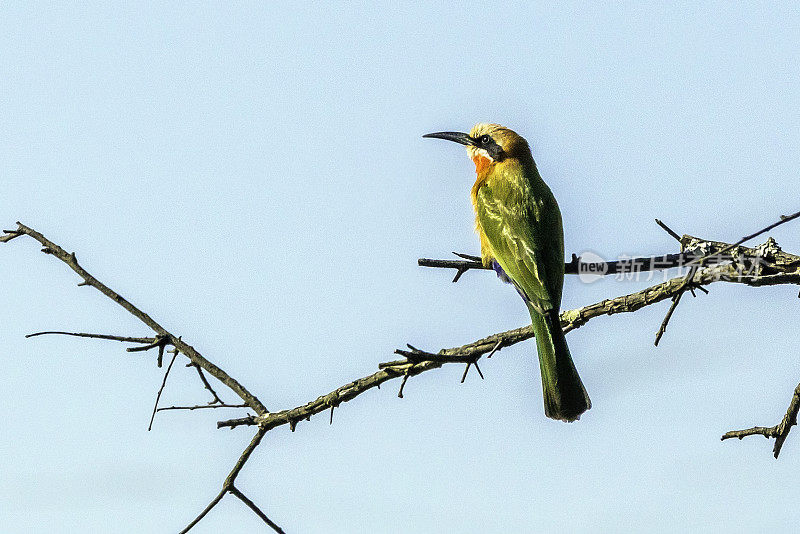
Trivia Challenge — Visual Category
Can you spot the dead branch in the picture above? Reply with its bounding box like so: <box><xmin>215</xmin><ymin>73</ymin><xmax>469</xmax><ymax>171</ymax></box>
<box><xmin>4</xmin><ymin>222</ymin><xmax>280</xmax><ymax>533</ymax></box>
<box><xmin>418</xmin><ymin>250</ymin><xmax>702</xmax><ymax>280</ymax></box>
<box><xmin>5</xmin><ymin>211</ymin><xmax>800</xmax><ymax>532</ymax></box>
<box><xmin>179</xmin><ymin>427</ymin><xmax>283</xmax><ymax>534</ymax></box>
<box><xmin>25</xmin><ymin>331</ymin><xmax>156</xmax><ymax>344</ymax></box>
<box><xmin>148</xmin><ymin>350</ymin><xmax>178</xmax><ymax>430</ymax></box>
<box><xmin>12</xmin><ymin>222</ymin><xmax>267</xmax><ymax>415</ymax></box>
<box><xmin>721</xmin><ymin>383</ymin><xmax>800</xmax><ymax>458</ymax></box>
<box><xmin>157</xmin><ymin>403</ymin><xmax>248</xmax><ymax>412</ymax></box>
<box><xmin>217</xmin><ymin>236</ymin><xmax>800</xmax><ymax>432</ymax></box>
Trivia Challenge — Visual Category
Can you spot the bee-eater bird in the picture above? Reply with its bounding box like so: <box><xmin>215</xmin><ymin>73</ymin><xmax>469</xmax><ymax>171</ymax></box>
<box><xmin>423</xmin><ymin>124</ymin><xmax>591</xmax><ymax>422</ymax></box>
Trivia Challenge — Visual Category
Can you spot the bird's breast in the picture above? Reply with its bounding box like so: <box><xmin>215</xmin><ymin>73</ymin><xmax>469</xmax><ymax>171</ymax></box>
<box><xmin>470</xmin><ymin>167</ymin><xmax>498</xmax><ymax>267</ymax></box>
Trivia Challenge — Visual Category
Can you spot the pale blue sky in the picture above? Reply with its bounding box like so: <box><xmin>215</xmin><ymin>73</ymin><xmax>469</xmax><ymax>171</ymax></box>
<box><xmin>2</xmin><ymin>3</ymin><xmax>800</xmax><ymax>533</ymax></box>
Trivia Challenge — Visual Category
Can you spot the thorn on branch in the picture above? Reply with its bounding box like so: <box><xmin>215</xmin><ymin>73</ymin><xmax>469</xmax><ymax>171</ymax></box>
<box><xmin>461</xmin><ymin>362</ymin><xmax>471</xmax><ymax>383</ymax></box>
<box><xmin>452</xmin><ymin>252</ymin><xmax>481</xmax><ymax>261</ymax></box>
<box><xmin>324</xmin><ymin>392</ymin><xmax>341</xmax><ymax>425</ymax></box>
<box><xmin>473</xmin><ymin>359</ymin><xmax>484</xmax><ymax>380</ymax></box>
<box><xmin>486</xmin><ymin>339</ymin><xmax>503</xmax><ymax>358</ymax></box>
<box><xmin>460</xmin><ymin>358</ymin><xmax>485</xmax><ymax>383</ymax></box>
<box><xmin>452</xmin><ymin>266</ymin><xmax>469</xmax><ymax>283</ymax></box>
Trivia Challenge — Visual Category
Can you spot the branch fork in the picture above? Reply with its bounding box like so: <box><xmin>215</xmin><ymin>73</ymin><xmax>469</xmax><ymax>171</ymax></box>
<box><xmin>5</xmin><ymin>209</ymin><xmax>800</xmax><ymax>531</ymax></box>
<box><xmin>722</xmin><ymin>383</ymin><xmax>800</xmax><ymax>458</ymax></box>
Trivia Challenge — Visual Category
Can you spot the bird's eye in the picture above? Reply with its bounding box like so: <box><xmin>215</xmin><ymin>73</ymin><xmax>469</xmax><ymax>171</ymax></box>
<box><xmin>479</xmin><ymin>135</ymin><xmax>492</xmax><ymax>145</ymax></box>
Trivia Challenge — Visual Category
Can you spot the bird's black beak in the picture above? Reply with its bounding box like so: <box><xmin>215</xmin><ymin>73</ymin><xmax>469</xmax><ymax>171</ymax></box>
<box><xmin>422</xmin><ymin>131</ymin><xmax>476</xmax><ymax>146</ymax></box>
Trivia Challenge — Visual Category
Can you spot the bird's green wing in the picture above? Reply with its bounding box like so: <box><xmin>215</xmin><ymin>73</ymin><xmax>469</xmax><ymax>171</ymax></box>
<box><xmin>475</xmin><ymin>177</ymin><xmax>564</xmax><ymax>312</ymax></box>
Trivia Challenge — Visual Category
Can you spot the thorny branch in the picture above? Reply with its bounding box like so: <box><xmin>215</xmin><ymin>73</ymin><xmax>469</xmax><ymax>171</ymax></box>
<box><xmin>157</xmin><ymin>403</ymin><xmax>248</xmax><ymax>412</ymax></box>
<box><xmin>4</xmin><ymin>211</ymin><xmax>800</xmax><ymax>531</ymax></box>
<box><xmin>4</xmin><ymin>223</ymin><xmax>280</xmax><ymax>533</ymax></box>
<box><xmin>9</xmin><ymin>224</ymin><xmax>266</xmax><ymax>414</ymax></box>
<box><xmin>218</xmin><ymin>235</ymin><xmax>800</xmax><ymax>434</ymax></box>
<box><xmin>418</xmin><ymin>250</ymin><xmax>704</xmax><ymax>282</ymax></box>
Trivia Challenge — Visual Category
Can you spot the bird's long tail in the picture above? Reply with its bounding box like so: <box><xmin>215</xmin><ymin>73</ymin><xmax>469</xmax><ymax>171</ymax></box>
<box><xmin>529</xmin><ymin>307</ymin><xmax>591</xmax><ymax>422</ymax></box>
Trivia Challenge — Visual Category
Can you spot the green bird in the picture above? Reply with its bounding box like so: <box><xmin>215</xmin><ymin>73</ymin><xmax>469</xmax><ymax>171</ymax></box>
<box><xmin>424</xmin><ymin>123</ymin><xmax>591</xmax><ymax>422</ymax></box>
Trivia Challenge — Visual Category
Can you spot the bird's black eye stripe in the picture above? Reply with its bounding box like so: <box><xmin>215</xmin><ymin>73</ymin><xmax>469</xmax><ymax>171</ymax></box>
<box><xmin>474</xmin><ymin>133</ymin><xmax>504</xmax><ymax>161</ymax></box>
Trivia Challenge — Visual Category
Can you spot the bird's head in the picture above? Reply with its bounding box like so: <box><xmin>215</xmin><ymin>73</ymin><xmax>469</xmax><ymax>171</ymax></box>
<box><xmin>423</xmin><ymin>123</ymin><xmax>532</xmax><ymax>174</ymax></box>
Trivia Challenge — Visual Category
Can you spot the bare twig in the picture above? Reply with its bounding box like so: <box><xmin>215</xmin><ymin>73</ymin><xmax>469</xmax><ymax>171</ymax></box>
<box><xmin>9</xmin><ymin>222</ymin><xmax>267</xmax><ymax>416</ymax></box>
<box><xmin>655</xmin><ymin>219</ymin><xmax>682</xmax><ymax>242</ymax></box>
<box><xmin>148</xmin><ymin>351</ymin><xmax>178</xmax><ymax>431</ymax></box>
<box><xmin>188</xmin><ymin>362</ymin><xmax>225</xmax><ymax>405</ymax></box>
<box><xmin>180</xmin><ymin>427</ymin><xmax>282</xmax><ymax>533</ymax></box>
<box><xmin>157</xmin><ymin>403</ymin><xmax>248</xmax><ymax>412</ymax></box>
<box><xmin>722</xmin><ymin>383</ymin><xmax>800</xmax><ymax>458</ymax></box>
<box><xmin>25</xmin><ymin>331</ymin><xmax>155</xmax><ymax>344</ymax></box>
<box><xmin>229</xmin><ymin>486</ymin><xmax>286</xmax><ymax>534</ymax></box>
<box><xmin>179</xmin><ymin>489</ymin><xmax>226</xmax><ymax>534</ymax></box>
<box><xmin>654</xmin><ymin>265</ymin><xmax>700</xmax><ymax>346</ymax></box>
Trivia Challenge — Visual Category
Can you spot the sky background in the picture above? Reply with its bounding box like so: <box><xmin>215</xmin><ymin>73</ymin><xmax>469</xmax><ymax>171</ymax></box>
<box><xmin>2</xmin><ymin>2</ymin><xmax>800</xmax><ymax>533</ymax></box>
